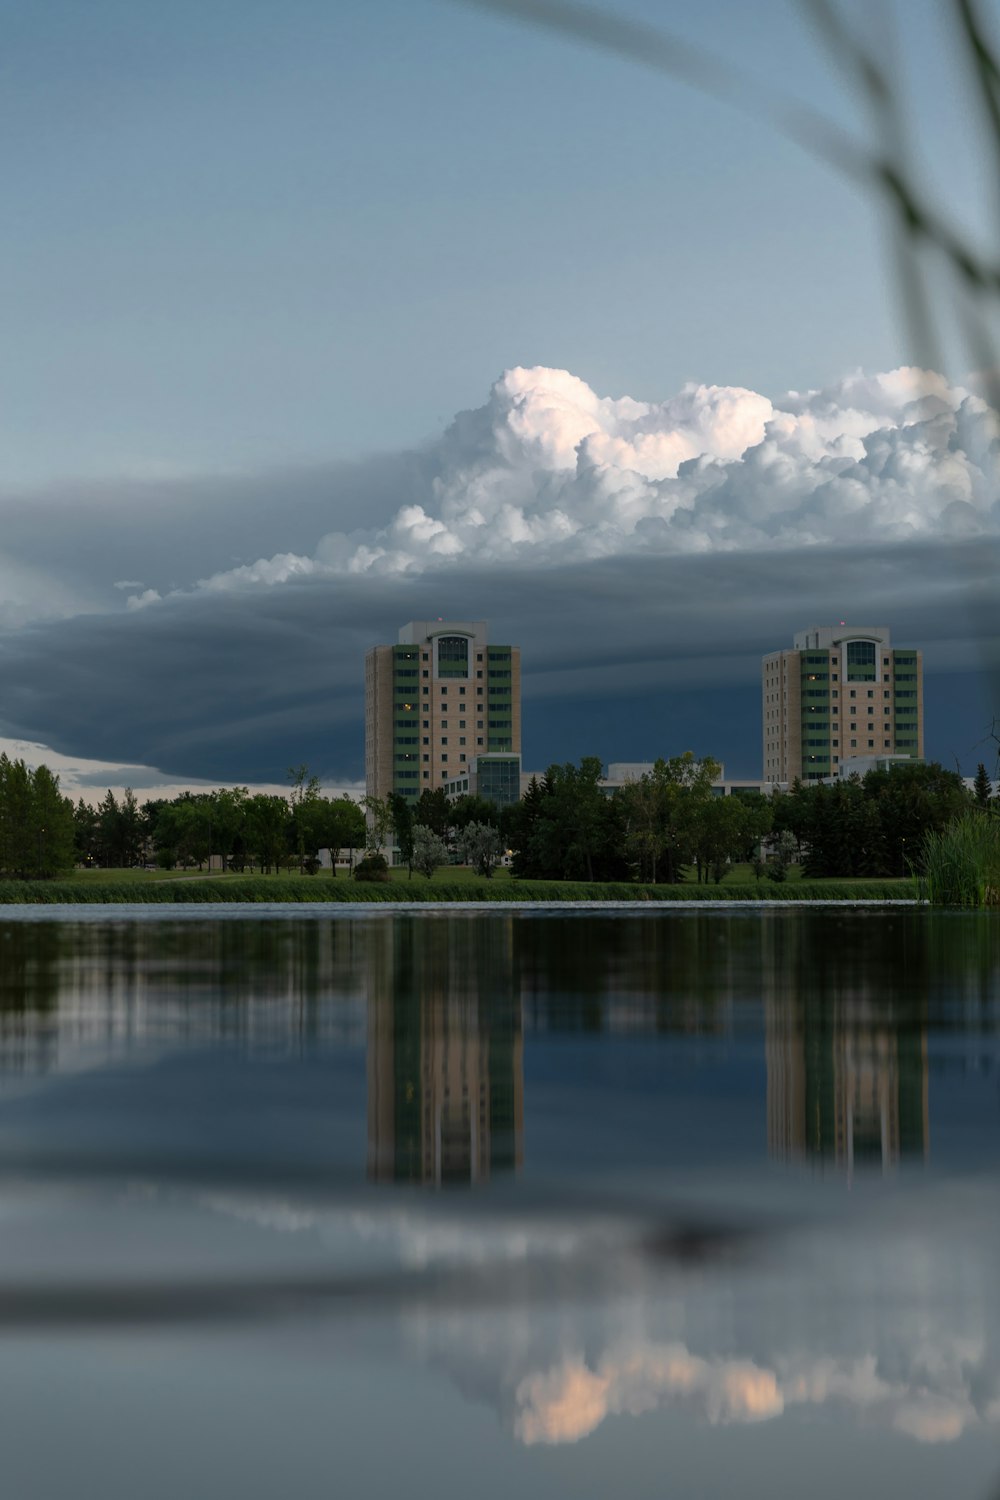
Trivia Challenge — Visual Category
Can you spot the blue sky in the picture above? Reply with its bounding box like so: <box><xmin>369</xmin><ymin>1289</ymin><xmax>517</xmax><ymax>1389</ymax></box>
<box><xmin>0</xmin><ymin>0</ymin><xmax>997</xmax><ymax>784</ymax></box>
<box><xmin>0</xmin><ymin>0</ymin><xmax>931</xmax><ymax>481</ymax></box>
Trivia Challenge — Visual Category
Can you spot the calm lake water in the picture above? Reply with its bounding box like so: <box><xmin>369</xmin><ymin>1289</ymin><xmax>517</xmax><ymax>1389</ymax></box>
<box><xmin>0</xmin><ymin>906</ymin><xmax>997</xmax><ymax>1499</ymax></box>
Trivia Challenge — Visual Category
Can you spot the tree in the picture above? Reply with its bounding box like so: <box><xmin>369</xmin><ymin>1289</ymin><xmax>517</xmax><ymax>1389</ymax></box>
<box><xmin>973</xmin><ymin>762</ymin><xmax>994</xmax><ymax>811</ymax></box>
<box><xmin>691</xmin><ymin>796</ymin><xmax>749</xmax><ymax>884</ymax></box>
<box><xmin>507</xmin><ymin>760</ymin><xmax>626</xmax><ymax>881</ymax></box>
<box><xmin>322</xmin><ymin>796</ymin><xmax>366</xmax><ymax>873</ymax></box>
<box><xmin>245</xmin><ymin>794</ymin><xmax>291</xmax><ymax>873</ymax></box>
<box><xmin>413</xmin><ymin>824</ymin><xmax>450</xmax><ymax>879</ymax></box>
<box><xmin>617</xmin><ymin>753</ymin><xmax>722</xmax><ymax>883</ymax></box>
<box><xmin>94</xmin><ymin>790</ymin><xmax>121</xmax><ymax>868</ymax></box>
<box><xmin>73</xmin><ymin>798</ymin><xmax>99</xmax><ymax>867</ymax></box>
<box><xmin>769</xmin><ymin>762</ymin><xmax>970</xmax><ymax>878</ymax></box>
<box><xmin>288</xmin><ymin>765</ymin><xmax>322</xmax><ymax>872</ymax></box>
<box><xmin>449</xmin><ymin>794</ymin><xmax>499</xmax><ymax>832</ymax></box>
<box><xmin>413</xmin><ymin>787</ymin><xmax>451</xmax><ymax>838</ymax></box>
<box><xmin>767</xmin><ymin>831</ymin><xmax>797</xmax><ymax>883</ymax></box>
<box><xmin>118</xmin><ymin>788</ymin><xmax>144</xmax><ymax>868</ymax></box>
<box><xmin>29</xmin><ymin>766</ymin><xmax>76</xmax><ymax>878</ymax></box>
<box><xmin>456</xmin><ymin>820</ymin><xmax>503</xmax><ymax>879</ymax></box>
<box><xmin>361</xmin><ymin>794</ymin><xmax>393</xmax><ymax>855</ymax></box>
<box><xmin>0</xmin><ymin>757</ymin><xmax>76</xmax><ymax>879</ymax></box>
<box><xmin>211</xmin><ymin>787</ymin><xmax>249</xmax><ymax>871</ymax></box>
<box><xmin>863</xmin><ymin>762</ymin><xmax>969</xmax><ymax>877</ymax></box>
<box><xmin>389</xmin><ymin>793</ymin><xmax>415</xmax><ymax>877</ymax></box>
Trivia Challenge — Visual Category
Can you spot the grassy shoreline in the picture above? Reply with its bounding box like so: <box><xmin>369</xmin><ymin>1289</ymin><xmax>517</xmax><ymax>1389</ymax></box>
<box><xmin>0</xmin><ymin>875</ymin><xmax>918</xmax><ymax>904</ymax></box>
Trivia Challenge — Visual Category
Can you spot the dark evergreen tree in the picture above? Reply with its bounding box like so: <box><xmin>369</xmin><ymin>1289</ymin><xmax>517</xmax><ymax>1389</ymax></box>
<box><xmin>389</xmin><ymin>793</ymin><xmax>415</xmax><ymax>877</ymax></box>
<box><xmin>413</xmin><ymin>787</ymin><xmax>451</xmax><ymax>837</ymax></box>
<box><xmin>973</xmin><ymin>762</ymin><xmax>993</xmax><ymax>810</ymax></box>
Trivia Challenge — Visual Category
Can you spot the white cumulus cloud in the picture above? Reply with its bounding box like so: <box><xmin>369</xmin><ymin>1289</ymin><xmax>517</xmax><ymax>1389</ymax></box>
<box><xmin>139</xmin><ymin>364</ymin><xmax>1000</xmax><ymax>603</ymax></box>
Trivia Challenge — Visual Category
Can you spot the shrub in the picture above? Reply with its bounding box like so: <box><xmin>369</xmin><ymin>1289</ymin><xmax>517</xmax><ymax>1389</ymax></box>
<box><xmin>353</xmin><ymin>852</ymin><xmax>390</xmax><ymax>883</ymax></box>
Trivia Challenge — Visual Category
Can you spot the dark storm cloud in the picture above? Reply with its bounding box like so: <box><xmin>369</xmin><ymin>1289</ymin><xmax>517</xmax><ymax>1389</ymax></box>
<box><xmin>0</xmin><ymin>446</ymin><xmax>429</xmax><ymax>610</ymax></box>
<box><xmin>0</xmin><ymin>540</ymin><xmax>995</xmax><ymax>783</ymax></box>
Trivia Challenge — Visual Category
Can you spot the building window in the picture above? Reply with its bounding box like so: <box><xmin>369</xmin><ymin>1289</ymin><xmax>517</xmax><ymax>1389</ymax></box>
<box><xmin>832</xmin><ymin>689</ymin><xmax>838</xmax><ymax>697</ymax></box>
<box><xmin>883</xmin><ymin>657</ymin><xmax>890</xmax><ymax>665</ymax></box>
<box><xmin>441</xmin><ymin>686</ymin><xmax>447</xmax><ymax>695</ymax></box>
<box><xmin>441</xmin><ymin>737</ymin><xmax>448</xmax><ymax>745</ymax></box>
<box><xmin>423</xmin><ymin>772</ymin><xmax>429</xmax><ymax>780</ymax></box>
<box><xmin>476</xmin><ymin>654</ymin><xmax>483</xmax><ymax>662</ymax></box>
<box><xmin>850</xmin><ymin>722</ymin><xmax>857</xmax><ymax>731</ymax></box>
<box><xmin>867</xmin><ymin>689</ymin><xmax>874</xmax><ymax>698</ymax></box>
<box><xmin>422</xmin><ymin>670</ymin><xmax>429</xmax><ymax>678</ymax></box>
<box><xmin>423</xmin><ymin>720</ymin><xmax>429</xmax><ymax>728</ymax></box>
<box><xmin>459</xmin><ymin>737</ymin><xmax>466</xmax><ymax>745</ymax></box>
<box><xmin>422</xmin><ymin>754</ymin><xmax>429</xmax><ymax>762</ymax></box>
<box><xmin>884</xmin><ymin>740</ymin><xmax>891</xmax><ymax>748</ymax></box>
<box><xmin>437</xmin><ymin>635</ymin><xmax>469</xmax><ymax>677</ymax></box>
<box><xmin>459</xmin><ymin>686</ymin><xmax>466</xmax><ymax>695</ymax></box>
<box><xmin>422</xmin><ymin>737</ymin><xmax>429</xmax><ymax>745</ymax></box>
<box><xmin>460</xmin><ymin>754</ymin><xmax>466</xmax><ymax>763</ymax></box>
<box><xmin>441</xmin><ymin>754</ymin><xmax>448</xmax><ymax>763</ymax></box>
<box><xmin>441</xmin><ymin>719</ymin><xmax>448</xmax><ymax>728</ymax></box>
<box><xmin>477</xmin><ymin>720</ymin><xmax>483</xmax><ymax>728</ymax></box>
<box><xmin>477</xmin><ymin>687</ymin><xmax>483</xmax><ymax>696</ymax></box>
<box><xmin>477</xmin><ymin>737</ymin><xmax>484</xmax><ymax>746</ymax></box>
<box><xmin>850</xmin><ymin>689</ymin><xmax>857</xmax><ymax>698</ymax></box>
<box><xmin>851</xmin><ymin>739</ymin><xmax>857</xmax><ymax>748</ymax></box>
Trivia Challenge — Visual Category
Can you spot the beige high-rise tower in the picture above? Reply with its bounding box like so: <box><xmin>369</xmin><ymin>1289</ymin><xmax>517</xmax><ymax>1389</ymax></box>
<box><xmin>365</xmin><ymin>620</ymin><xmax>521</xmax><ymax>806</ymax></box>
<box><xmin>762</xmin><ymin>625</ymin><xmax>923</xmax><ymax>784</ymax></box>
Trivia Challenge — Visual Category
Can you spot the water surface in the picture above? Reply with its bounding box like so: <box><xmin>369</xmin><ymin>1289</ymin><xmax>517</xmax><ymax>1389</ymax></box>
<box><xmin>0</xmin><ymin>908</ymin><xmax>997</xmax><ymax>1499</ymax></box>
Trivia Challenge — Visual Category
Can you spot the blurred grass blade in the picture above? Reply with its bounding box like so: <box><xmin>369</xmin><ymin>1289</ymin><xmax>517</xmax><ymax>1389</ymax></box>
<box><xmin>451</xmin><ymin>0</ymin><xmax>870</xmax><ymax>181</ymax></box>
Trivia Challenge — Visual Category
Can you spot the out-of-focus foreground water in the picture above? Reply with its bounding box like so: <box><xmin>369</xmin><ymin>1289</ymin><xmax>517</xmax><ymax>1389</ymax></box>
<box><xmin>0</xmin><ymin>905</ymin><xmax>997</xmax><ymax>1500</ymax></box>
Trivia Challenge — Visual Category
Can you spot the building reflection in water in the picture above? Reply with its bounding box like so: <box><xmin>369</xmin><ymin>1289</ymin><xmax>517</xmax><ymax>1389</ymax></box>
<box><xmin>766</xmin><ymin>1001</ymin><xmax>929</xmax><ymax>1176</ymax></box>
<box><xmin>367</xmin><ymin>917</ymin><xmax>523</xmax><ymax>1186</ymax></box>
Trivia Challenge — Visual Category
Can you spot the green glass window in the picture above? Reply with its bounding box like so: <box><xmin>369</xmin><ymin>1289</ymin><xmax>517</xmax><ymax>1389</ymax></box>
<box><xmin>437</xmin><ymin>636</ymin><xmax>469</xmax><ymax>678</ymax></box>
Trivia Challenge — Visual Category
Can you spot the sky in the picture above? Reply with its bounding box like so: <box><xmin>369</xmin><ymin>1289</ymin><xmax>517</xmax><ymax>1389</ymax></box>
<box><xmin>0</xmin><ymin>0</ymin><xmax>998</xmax><ymax>792</ymax></box>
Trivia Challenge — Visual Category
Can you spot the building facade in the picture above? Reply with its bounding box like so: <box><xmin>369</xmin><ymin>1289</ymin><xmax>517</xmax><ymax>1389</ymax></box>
<box><xmin>762</xmin><ymin>625</ymin><xmax>923</xmax><ymax>784</ymax></box>
<box><xmin>599</xmin><ymin>762</ymin><xmax>772</xmax><ymax>800</ymax></box>
<box><xmin>440</xmin><ymin>754</ymin><xmax>524</xmax><ymax>808</ymax></box>
<box><xmin>365</xmin><ymin>620</ymin><xmax>521</xmax><ymax>804</ymax></box>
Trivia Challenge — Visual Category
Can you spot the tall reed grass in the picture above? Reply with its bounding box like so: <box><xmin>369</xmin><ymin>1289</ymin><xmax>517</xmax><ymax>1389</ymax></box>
<box><xmin>921</xmin><ymin>813</ymin><xmax>1000</xmax><ymax>907</ymax></box>
<box><xmin>0</xmin><ymin>877</ymin><xmax>915</xmax><ymax>905</ymax></box>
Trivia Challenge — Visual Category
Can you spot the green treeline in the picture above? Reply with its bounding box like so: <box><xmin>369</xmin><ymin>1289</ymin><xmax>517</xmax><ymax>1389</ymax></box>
<box><xmin>0</xmin><ymin>759</ymin><xmax>367</xmax><ymax>880</ymax></box>
<box><xmin>385</xmin><ymin>753</ymin><xmax>996</xmax><ymax>888</ymax></box>
<box><xmin>505</xmin><ymin>754</ymin><xmax>771</xmax><ymax>883</ymax></box>
<box><xmin>771</xmin><ymin>761</ymin><xmax>977</xmax><ymax>878</ymax></box>
<box><xmin>75</xmin><ymin>772</ymin><xmax>367</xmax><ymax>875</ymax></box>
<box><xmin>0</xmin><ymin>756</ymin><xmax>77</xmax><ymax>878</ymax></box>
<box><xmin>1</xmin><ymin>745</ymin><xmax>995</xmax><ymax>894</ymax></box>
